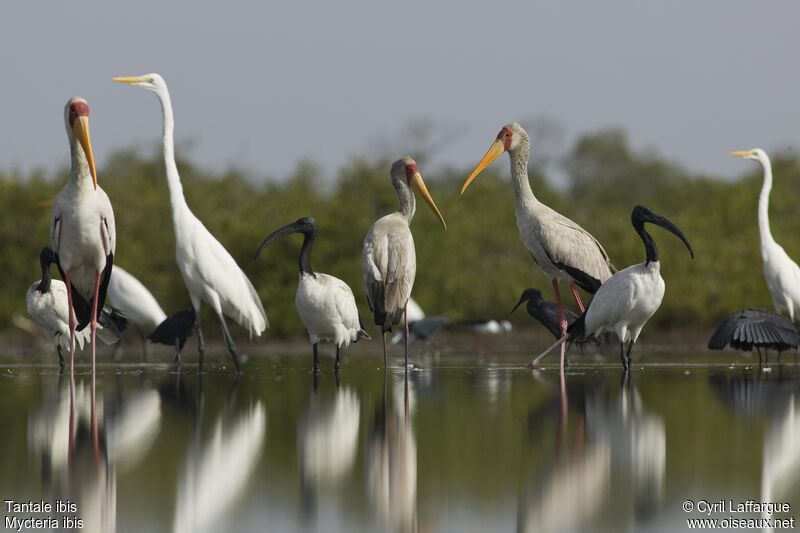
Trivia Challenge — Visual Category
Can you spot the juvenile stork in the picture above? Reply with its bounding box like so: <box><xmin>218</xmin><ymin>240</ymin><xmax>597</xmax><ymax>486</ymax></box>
<box><xmin>113</xmin><ymin>73</ymin><xmax>267</xmax><ymax>372</ymax></box>
<box><xmin>256</xmin><ymin>217</ymin><xmax>369</xmax><ymax>372</ymax></box>
<box><xmin>362</xmin><ymin>157</ymin><xmax>446</xmax><ymax>367</ymax></box>
<box><xmin>462</xmin><ymin>123</ymin><xmax>615</xmax><ymax>370</ymax></box>
<box><xmin>534</xmin><ymin>206</ymin><xmax>694</xmax><ymax>371</ymax></box>
<box><xmin>51</xmin><ymin>97</ymin><xmax>115</xmax><ymax>373</ymax></box>
<box><xmin>731</xmin><ymin>149</ymin><xmax>800</xmax><ymax>321</ymax></box>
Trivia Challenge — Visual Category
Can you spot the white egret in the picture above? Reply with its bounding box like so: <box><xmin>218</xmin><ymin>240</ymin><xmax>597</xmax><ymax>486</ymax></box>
<box><xmin>113</xmin><ymin>74</ymin><xmax>267</xmax><ymax>372</ymax></box>
<box><xmin>534</xmin><ymin>206</ymin><xmax>694</xmax><ymax>370</ymax></box>
<box><xmin>51</xmin><ymin>97</ymin><xmax>115</xmax><ymax>373</ymax></box>
<box><xmin>255</xmin><ymin>217</ymin><xmax>369</xmax><ymax>372</ymax></box>
<box><xmin>731</xmin><ymin>149</ymin><xmax>800</xmax><ymax>321</ymax></box>
<box><xmin>462</xmin><ymin>123</ymin><xmax>616</xmax><ymax>370</ymax></box>
<box><xmin>362</xmin><ymin>157</ymin><xmax>446</xmax><ymax>367</ymax></box>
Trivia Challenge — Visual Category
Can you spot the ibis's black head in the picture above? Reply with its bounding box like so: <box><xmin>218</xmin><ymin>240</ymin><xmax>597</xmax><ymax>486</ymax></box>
<box><xmin>255</xmin><ymin>217</ymin><xmax>318</xmax><ymax>276</ymax></box>
<box><xmin>631</xmin><ymin>205</ymin><xmax>694</xmax><ymax>265</ymax></box>
<box><xmin>511</xmin><ymin>288</ymin><xmax>544</xmax><ymax>313</ymax></box>
<box><xmin>36</xmin><ymin>246</ymin><xmax>57</xmax><ymax>293</ymax></box>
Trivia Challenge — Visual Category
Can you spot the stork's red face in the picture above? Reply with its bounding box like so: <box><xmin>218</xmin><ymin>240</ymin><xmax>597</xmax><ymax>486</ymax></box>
<box><xmin>402</xmin><ymin>160</ymin><xmax>446</xmax><ymax>229</ymax></box>
<box><xmin>68</xmin><ymin>100</ymin><xmax>90</xmax><ymax>127</ymax></box>
<box><xmin>497</xmin><ymin>127</ymin><xmax>513</xmax><ymax>151</ymax></box>
<box><xmin>404</xmin><ymin>162</ymin><xmax>420</xmax><ymax>184</ymax></box>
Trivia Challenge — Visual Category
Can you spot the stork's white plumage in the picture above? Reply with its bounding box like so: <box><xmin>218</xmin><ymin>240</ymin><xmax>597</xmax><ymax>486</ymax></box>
<box><xmin>535</xmin><ymin>206</ymin><xmax>694</xmax><ymax>370</ymax></box>
<box><xmin>107</xmin><ymin>266</ymin><xmax>167</xmax><ymax>331</ymax></box>
<box><xmin>113</xmin><ymin>73</ymin><xmax>267</xmax><ymax>372</ymax></box>
<box><xmin>256</xmin><ymin>217</ymin><xmax>368</xmax><ymax>371</ymax></box>
<box><xmin>731</xmin><ymin>149</ymin><xmax>800</xmax><ymax>321</ymax></box>
<box><xmin>51</xmin><ymin>97</ymin><xmax>115</xmax><ymax>373</ymax></box>
<box><xmin>362</xmin><ymin>157</ymin><xmax>446</xmax><ymax>367</ymax></box>
<box><xmin>462</xmin><ymin>123</ymin><xmax>615</xmax><ymax>371</ymax></box>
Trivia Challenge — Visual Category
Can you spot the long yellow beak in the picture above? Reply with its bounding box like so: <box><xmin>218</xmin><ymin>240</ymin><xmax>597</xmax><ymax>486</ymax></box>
<box><xmin>411</xmin><ymin>172</ymin><xmax>447</xmax><ymax>230</ymax></box>
<box><xmin>73</xmin><ymin>116</ymin><xmax>97</xmax><ymax>189</ymax></box>
<box><xmin>461</xmin><ymin>139</ymin><xmax>505</xmax><ymax>194</ymax></box>
<box><xmin>730</xmin><ymin>150</ymin><xmax>750</xmax><ymax>158</ymax></box>
<box><xmin>112</xmin><ymin>76</ymin><xmax>145</xmax><ymax>84</ymax></box>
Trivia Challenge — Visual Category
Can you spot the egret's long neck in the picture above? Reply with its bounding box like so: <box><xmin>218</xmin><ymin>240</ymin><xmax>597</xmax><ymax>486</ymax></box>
<box><xmin>299</xmin><ymin>232</ymin><xmax>315</xmax><ymax>277</ymax></box>
<box><xmin>757</xmin><ymin>156</ymin><xmax>775</xmax><ymax>247</ymax></box>
<box><xmin>397</xmin><ymin>185</ymin><xmax>416</xmax><ymax>222</ymax></box>
<box><xmin>156</xmin><ymin>88</ymin><xmax>189</xmax><ymax>223</ymax></box>
<box><xmin>508</xmin><ymin>141</ymin><xmax>538</xmax><ymax>210</ymax></box>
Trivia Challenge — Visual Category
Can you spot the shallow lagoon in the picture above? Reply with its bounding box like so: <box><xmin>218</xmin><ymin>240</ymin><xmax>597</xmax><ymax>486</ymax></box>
<box><xmin>1</xmin><ymin>346</ymin><xmax>799</xmax><ymax>532</ymax></box>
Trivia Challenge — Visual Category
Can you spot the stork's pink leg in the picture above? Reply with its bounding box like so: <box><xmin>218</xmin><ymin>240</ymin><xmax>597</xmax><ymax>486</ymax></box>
<box><xmin>90</xmin><ymin>271</ymin><xmax>101</xmax><ymax>374</ymax></box>
<box><xmin>530</xmin><ymin>279</ymin><xmax>569</xmax><ymax>370</ymax></box>
<box><xmin>65</xmin><ymin>272</ymin><xmax>76</xmax><ymax>374</ymax></box>
<box><xmin>569</xmin><ymin>282</ymin><xmax>586</xmax><ymax>313</ymax></box>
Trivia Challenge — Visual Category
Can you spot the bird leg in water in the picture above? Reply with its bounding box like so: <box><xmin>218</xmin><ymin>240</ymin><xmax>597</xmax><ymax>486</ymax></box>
<box><xmin>404</xmin><ymin>302</ymin><xmax>409</xmax><ymax>369</ymax></box>
<box><xmin>625</xmin><ymin>340</ymin><xmax>634</xmax><ymax>369</ymax></box>
<box><xmin>553</xmin><ymin>279</ymin><xmax>567</xmax><ymax>371</ymax></box>
<box><xmin>382</xmin><ymin>332</ymin><xmax>387</xmax><ymax>369</ymax></box>
<box><xmin>313</xmin><ymin>343</ymin><xmax>320</xmax><ymax>373</ymax></box>
<box><xmin>530</xmin><ymin>335</ymin><xmax>568</xmax><ymax>369</ymax></box>
<box><xmin>173</xmin><ymin>337</ymin><xmax>182</xmax><ymax>369</ymax></box>
<box><xmin>195</xmin><ymin>310</ymin><xmax>205</xmax><ymax>372</ymax></box>
<box><xmin>90</xmin><ymin>271</ymin><xmax>101</xmax><ymax>373</ymax></box>
<box><xmin>335</xmin><ymin>346</ymin><xmax>341</xmax><ymax>372</ymax></box>
<box><xmin>569</xmin><ymin>282</ymin><xmax>586</xmax><ymax>313</ymax></box>
<box><xmin>217</xmin><ymin>314</ymin><xmax>242</xmax><ymax>373</ymax></box>
<box><xmin>57</xmin><ymin>346</ymin><xmax>65</xmax><ymax>373</ymax></box>
<box><xmin>65</xmin><ymin>272</ymin><xmax>76</xmax><ymax>374</ymax></box>
<box><xmin>619</xmin><ymin>343</ymin><xmax>628</xmax><ymax>370</ymax></box>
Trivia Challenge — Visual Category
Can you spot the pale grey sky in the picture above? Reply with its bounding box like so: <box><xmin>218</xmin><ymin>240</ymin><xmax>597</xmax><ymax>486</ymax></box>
<box><xmin>1</xmin><ymin>1</ymin><xmax>799</xmax><ymax>181</ymax></box>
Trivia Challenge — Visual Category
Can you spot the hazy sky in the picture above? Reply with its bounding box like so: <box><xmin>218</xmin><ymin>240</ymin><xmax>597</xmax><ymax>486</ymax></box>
<box><xmin>2</xmin><ymin>1</ymin><xmax>799</xmax><ymax>182</ymax></box>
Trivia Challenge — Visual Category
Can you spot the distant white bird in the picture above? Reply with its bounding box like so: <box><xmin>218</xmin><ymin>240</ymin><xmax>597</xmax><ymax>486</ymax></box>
<box><xmin>51</xmin><ymin>97</ymin><xmax>116</xmax><ymax>373</ymax></box>
<box><xmin>462</xmin><ymin>123</ymin><xmax>615</xmax><ymax>370</ymax></box>
<box><xmin>534</xmin><ymin>206</ymin><xmax>694</xmax><ymax>370</ymax></box>
<box><xmin>464</xmin><ymin>319</ymin><xmax>513</xmax><ymax>335</ymax></box>
<box><xmin>731</xmin><ymin>149</ymin><xmax>800</xmax><ymax>321</ymax></box>
<box><xmin>107</xmin><ymin>266</ymin><xmax>196</xmax><ymax>361</ymax></box>
<box><xmin>362</xmin><ymin>157</ymin><xmax>446</xmax><ymax>367</ymax></box>
<box><xmin>27</xmin><ymin>247</ymin><xmax>126</xmax><ymax>370</ymax></box>
<box><xmin>113</xmin><ymin>74</ymin><xmax>267</xmax><ymax>372</ymax></box>
<box><xmin>256</xmin><ymin>217</ymin><xmax>368</xmax><ymax>372</ymax></box>
<box><xmin>403</xmin><ymin>298</ymin><xmax>425</xmax><ymax>324</ymax></box>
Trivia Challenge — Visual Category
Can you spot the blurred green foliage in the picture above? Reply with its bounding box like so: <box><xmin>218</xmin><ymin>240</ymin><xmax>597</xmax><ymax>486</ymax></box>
<box><xmin>5</xmin><ymin>128</ymin><xmax>799</xmax><ymax>339</ymax></box>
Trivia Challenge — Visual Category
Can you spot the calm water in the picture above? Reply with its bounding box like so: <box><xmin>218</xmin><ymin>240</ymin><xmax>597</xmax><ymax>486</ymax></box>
<box><xmin>1</xmin><ymin>349</ymin><xmax>799</xmax><ymax>532</ymax></box>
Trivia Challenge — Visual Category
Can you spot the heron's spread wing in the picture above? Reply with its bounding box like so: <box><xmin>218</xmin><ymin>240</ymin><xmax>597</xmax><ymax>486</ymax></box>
<box><xmin>540</xmin><ymin>217</ymin><xmax>615</xmax><ymax>293</ymax></box>
<box><xmin>708</xmin><ymin>308</ymin><xmax>800</xmax><ymax>351</ymax></box>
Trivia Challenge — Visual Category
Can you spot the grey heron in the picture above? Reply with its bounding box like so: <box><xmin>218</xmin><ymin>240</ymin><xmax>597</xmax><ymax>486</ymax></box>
<box><xmin>362</xmin><ymin>157</ymin><xmax>446</xmax><ymax>368</ymax></box>
<box><xmin>461</xmin><ymin>123</ymin><xmax>615</xmax><ymax>370</ymax></box>
<box><xmin>731</xmin><ymin>149</ymin><xmax>800</xmax><ymax>321</ymax></box>
<box><xmin>255</xmin><ymin>217</ymin><xmax>369</xmax><ymax>372</ymax></box>
<box><xmin>535</xmin><ymin>206</ymin><xmax>694</xmax><ymax>370</ymax></box>
<box><xmin>113</xmin><ymin>73</ymin><xmax>267</xmax><ymax>373</ymax></box>
<box><xmin>51</xmin><ymin>97</ymin><xmax>115</xmax><ymax>374</ymax></box>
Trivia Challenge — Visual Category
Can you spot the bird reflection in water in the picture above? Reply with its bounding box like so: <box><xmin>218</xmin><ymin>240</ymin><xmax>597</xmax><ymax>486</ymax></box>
<box><xmin>172</xmin><ymin>376</ymin><xmax>266</xmax><ymax>533</ymax></box>
<box><xmin>366</xmin><ymin>372</ymin><xmax>417</xmax><ymax>532</ymax></box>
<box><xmin>298</xmin><ymin>374</ymin><xmax>361</xmax><ymax>520</ymax></box>
<box><xmin>28</xmin><ymin>372</ymin><xmax>163</xmax><ymax>532</ymax></box>
<box><xmin>519</xmin><ymin>372</ymin><xmax>665</xmax><ymax>531</ymax></box>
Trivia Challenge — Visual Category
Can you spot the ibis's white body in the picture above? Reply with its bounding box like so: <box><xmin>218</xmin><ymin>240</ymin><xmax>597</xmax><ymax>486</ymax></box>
<box><xmin>296</xmin><ymin>272</ymin><xmax>363</xmax><ymax>349</ymax></box>
<box><xmin>107</xmin><ymin>266</ymin><xmax>167</xmax><ymax>331</ymax></box>
<box><xmin>751</xmin><ymin>151</ymin><xmax>800</xmax><ymax>321</ymax></box>
<box><xmin>26</xmin><ymin>279</ymin><xmax>89</xmax><ymax>352</ymax></box>
<box><xmin>583</xmin><ymin>262</ymin><xmax>664</xmax><ymax>344</ymax></box>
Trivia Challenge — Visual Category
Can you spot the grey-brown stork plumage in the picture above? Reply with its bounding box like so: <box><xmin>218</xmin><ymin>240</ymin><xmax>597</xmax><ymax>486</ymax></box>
<box><xmin>461</xmin><ymin>123</ymin><xmax>615</xmax><ymax>370</ymax></box>
<box><xmin>362</xmin><ymin>157</ymin><xmax>446</xmax><ymax>368</ymax></box>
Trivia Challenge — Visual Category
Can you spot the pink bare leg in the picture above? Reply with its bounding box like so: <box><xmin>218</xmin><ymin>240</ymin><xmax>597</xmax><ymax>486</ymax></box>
<box><xmin>529</xmin><ymin>279</ymin><xmax>568</xmax><ymax>370</ymax></box>
<box><xmin>569</xmin><ymin>282</ymin><xmax>586</xmax><ymax>313</ymax></box>
<box><xmin>65</xmin><ymin>272</ymin><xmax>76</xmax><ymax>374</ymax></box>
<box><xmin>90</xmin><ymin>271</ymin><xmax>101</xmax><ymax>374</ymax></box>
